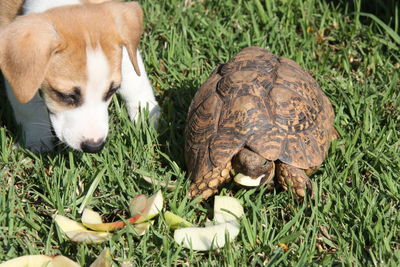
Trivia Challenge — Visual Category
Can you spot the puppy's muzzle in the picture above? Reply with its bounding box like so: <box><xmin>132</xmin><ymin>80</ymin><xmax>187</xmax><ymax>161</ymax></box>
<box><xmin>81</xmin><ymin>139</ymin><xmax>105</xmax><ymax>153</ymax></box>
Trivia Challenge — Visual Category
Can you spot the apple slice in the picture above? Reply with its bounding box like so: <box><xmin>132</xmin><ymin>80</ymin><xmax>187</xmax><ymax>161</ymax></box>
<box><xmin>51</xmin><ymin>255</ymin><xmax>81</xmax><ymax>267</ymax></box>
<box><xmin>81</xmin><ymin>191</ymin><xmax>163</xmax><ymax>231</ymax></box>
<box><xmin>82</xmin><ymin>215</ymin><xmax>142</xmax><ymax>232</ymax></box>
<box><xmin>172</xmin><ymin>195</ymin><xmax>244</xmax><ymax>251</ymax></box>
<box><xmin>129</xmin><ymin>194</ymin><xmax>148</xmax><ymax>216</ymax></box>
<box><xmin>142</xmin><ymin>175</ymin><xmax>177</xmax><ymax>190</ymax></box>
<box><xmin>164</xmin><ymin>211</ymin><xmax>193</xmax><ymax>230</ymax></box>
<box><xmin>89</xmin><ymin>248</ymin><xmax>112</xmax><ymax>267</ymax></box>
<box><xmin>82</xmin><ymin>209</ymin><xmax>103</xmax><ymax>225</ymax></box>
<box><xmin>54</xmin><ymin>215</ymin><xmax>111</xmax><ymax>243</ymax></box>
<box><xmin>213</xmin><ymin>196</ymin><xmax>244</xmax><ymax>223</ymax></box>
<box><xmin>174</xmin><ymin>221</ymin><xmax>240</xmax><ymax>251</ymax></box>
<box><xmin>0</xmin><ymin>255</ymin><xmax>80</xmax><ymax>267</ymax></box>
<box><xmin>135</xmin><ymin>190</ymin><xmax>164</xmax><ymax>223</ymax></box>
<box><xmin>81</xmin><ymin>208</ymin><xmax>152</xmax><ymax>235</ymax></box>
<box><xmin>133</xmin><ymin>222</ymin><xmax>152</xmax><ymax>236</ymax></box>
<box><xmin>234</xmin><ymin>173</ymin><xmax>264</xmax><ymax>187</ymax></box>
<box><xmin>0</xmin><ymin>255</ymin><xmax>53</xmax><ymax>267</ymax></box>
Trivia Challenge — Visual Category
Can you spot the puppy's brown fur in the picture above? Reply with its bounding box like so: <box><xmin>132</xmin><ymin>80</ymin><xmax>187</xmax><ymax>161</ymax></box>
<box><xmin>0</xmin><ymin>1</ymin><xmax>143</xmax><ymax>108</ymax></box>
<box><xmin>0</xmin><ymin>0</ymin><xmax>24</xmax><ymax>26</ymax></box>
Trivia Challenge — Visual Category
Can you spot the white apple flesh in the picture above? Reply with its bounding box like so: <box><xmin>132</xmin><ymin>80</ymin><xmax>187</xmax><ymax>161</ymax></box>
<box><xmin>172</xmin><ymin>195</ymin><xmax>244</xmax><ymax>251</ymax></box>
<box><xmin>54</xmin><ymin>215</ymin><xmax>111</xmax><ymax>243</ymax></box>
<box><xmin>213</xmin><ymin>196</ymin><xmax>244</xmax><ymax>223</ymax></box>
<box><xmin>234</xmin><ymin>173</ymin><xmax>265</xmax><ymax>187</ymax></box>
<box><xmin>174</xmin><ymin>221</ymin><xmax>240</xmax><ymax>251</ymax></box>
<box><xmin>0</xmin><ymin>255</ymin><xmax>80</xmax><ymax>267</ymax></box>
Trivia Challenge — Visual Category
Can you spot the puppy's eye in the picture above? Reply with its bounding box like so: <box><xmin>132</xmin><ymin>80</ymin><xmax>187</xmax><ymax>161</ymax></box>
<box><xmin>104</xmin><ymin>82</ymin><xmax>120</xmax><ymax>101</ymax></box>
<box><xmin>53</xmin><ymin>87</ymin><xmax>81</xmax><ymax>106</ymax></box>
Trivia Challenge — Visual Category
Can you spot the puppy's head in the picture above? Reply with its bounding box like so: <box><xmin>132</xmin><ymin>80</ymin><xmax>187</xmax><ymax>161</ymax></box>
<box><xmin>0</xmin><ymin>1</ymin><xmax>143</xmax><ymax>152</ymax></box>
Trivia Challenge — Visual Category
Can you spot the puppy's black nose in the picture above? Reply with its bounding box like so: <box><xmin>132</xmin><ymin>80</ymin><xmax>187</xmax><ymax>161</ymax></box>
<box><xmin>81</xmin><ymin>139</ymin><xmax>105</xmax><ymax>153</ymax></box>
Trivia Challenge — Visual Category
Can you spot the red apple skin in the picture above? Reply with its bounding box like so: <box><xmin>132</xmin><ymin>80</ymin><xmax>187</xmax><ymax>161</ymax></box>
<box><xmin>83</xmin><ymin>214</ymin><xmax>142</xmax><ymax>231</ymax></box>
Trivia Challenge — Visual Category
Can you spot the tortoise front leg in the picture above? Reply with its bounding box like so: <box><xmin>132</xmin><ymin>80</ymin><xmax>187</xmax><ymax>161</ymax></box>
<box><xmin>189</xmin><ymin>162</ymin><xmax>233</xmax><ymax>200</ymax></box>
<box><xmin>276</xmin><ymin>162</ymin><xmax>313</xmax><ymax>198</ymax></box>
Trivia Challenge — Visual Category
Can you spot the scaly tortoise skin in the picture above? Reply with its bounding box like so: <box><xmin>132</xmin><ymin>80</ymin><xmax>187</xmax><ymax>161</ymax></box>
<box><xmin>185</xmin><ymin>46</ymin><xmax>337</xmax><ymax>200</ymax></box>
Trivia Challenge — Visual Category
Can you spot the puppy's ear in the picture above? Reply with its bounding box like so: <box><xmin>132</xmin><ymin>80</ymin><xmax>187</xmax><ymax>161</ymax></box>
<box><xmin>108</xmin><ymin>1</ymin><xmax>143</xmax><ymax>76</ymax></box>
<box><xmin>0</xmin><ymin>15</ymin><xmax>62</xmax><ymax>103</ymax></box>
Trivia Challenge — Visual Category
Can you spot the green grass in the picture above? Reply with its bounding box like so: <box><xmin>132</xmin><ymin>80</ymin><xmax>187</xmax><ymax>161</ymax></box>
<box><xmin>1</xmin><ymin>0</ymin><xmax>399</xmax><ymax>265</ymax></box>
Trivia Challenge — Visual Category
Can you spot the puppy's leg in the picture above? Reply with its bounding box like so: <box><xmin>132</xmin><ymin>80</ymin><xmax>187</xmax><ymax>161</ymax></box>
<box><xmin>118</xmin><ymin>48</ymin><xmax>160</xmax><ymax>127</ymax></box>
<box><xmin>5</xmin><ymin>80</ymin><xmax>55</xmax><ymax>152</ymax></box>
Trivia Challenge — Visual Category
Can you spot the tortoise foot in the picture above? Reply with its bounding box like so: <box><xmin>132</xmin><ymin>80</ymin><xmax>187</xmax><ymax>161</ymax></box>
<box><xmin>276</xmin><ymin>162</ymin><xmax>314</xmax><ymax>198</ymax></box>
<box><xmin>188</xmin><ymin>164</ymin><xmax>232</xmax><ymax>200</ymax></box>
<box><xmin>189</xmin><ymin>184</ymin><xmax>218</xmax><ymax>200</ymax></box>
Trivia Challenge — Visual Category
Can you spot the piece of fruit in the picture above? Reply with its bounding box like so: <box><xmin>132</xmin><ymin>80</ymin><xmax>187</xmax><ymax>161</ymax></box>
<box><xmin>213</xmin><ymin>196</ymin><xmax>244</xmax><ymax>223</ymax></box>
<box><xmin>129</xmin><ymin>194</ymin><xmax>148</xmax><ymax>216</ymax></box>
<box><xmin>164</xmin><ymin>211</ymin><xmax>193</xmax><ymax>230</ymax></box>
<box><xmin>174</xmin><ymin>221</ymin><xmax>240</xmax><ymax>251</ymax></box>
<box><xmin>82</xmin><ymin>214</ymin><xmax>142</xmax><ymax>232</ymax></box>
<box><xmin>89</xmin><ymin>248</ymin><xmax>112</xmax><ymax>267</ymax></box>
<box><xmin>233</xmin><ymin>173</ymin><xmax>264</xmax><ymax>187</ymax></box>
<box><xmin>132</xmin><ymin>222</ymin><xmax>152</xmax><ymax>236</ymax></box>
<box><xmin>172</xmin><ymin>195</ymin><xmax>244</xmax><ymax>251</ymax></box>
<box><xmin>0</xmin><ymin>255</ymin><xmax>80</xmax><ymax>267</ymax></box>
<box><xmin>81</xmin><ymin>209</ymin><xmax>152</xmax><ymax>235</ymax></box>
<box><xmin>82</xmin><ymin>191</ymin><xmax>163</xmax><ymax>231</ymax></box>
<box><xmin>0</xmin><ymin>255</ymin><xmax>52</xmax><ymax>267</ymax></box>
<box><xmin>51</xmin><ymin>255</ymin><xmax>81</xmax><ymax>267</ymax></box>
<box><xmin>54</xmin><ymin>215</ymin><xmax>111</xmax><ymax>243</ymax></box>
<box><xmin>142</xmin><ymin>175</ymin><xmax>177</xmax><ymax>190</ymax></box>
<box><xmin>135</xmin><ymin>190</ymin><xmax>164</xmax><ymax>223</ymax></box>
<box><xmin>82</xmin><ymin>209</ymin><xmax>103</xmax><ymax>225</ymax></box>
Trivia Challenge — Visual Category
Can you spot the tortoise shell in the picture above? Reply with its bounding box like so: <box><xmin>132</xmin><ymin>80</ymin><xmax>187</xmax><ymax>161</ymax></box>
<box><xmin>185</xmin><ymin>46</ymin><xmax>336</xmax><ymax>198</ymax></box>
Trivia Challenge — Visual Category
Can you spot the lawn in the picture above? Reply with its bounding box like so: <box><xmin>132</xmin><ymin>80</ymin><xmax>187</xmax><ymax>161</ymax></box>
<box><xmin>0</xmin><ymin>0</ymin><xmax>399</xmax><ymax>266</ymax></box>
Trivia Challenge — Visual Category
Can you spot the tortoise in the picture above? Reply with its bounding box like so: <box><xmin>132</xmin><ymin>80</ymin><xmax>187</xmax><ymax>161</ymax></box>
<box><xmin>184</xmin><ymin>46</ymin><xmax>337</xmax><ymax>200</ymax></box>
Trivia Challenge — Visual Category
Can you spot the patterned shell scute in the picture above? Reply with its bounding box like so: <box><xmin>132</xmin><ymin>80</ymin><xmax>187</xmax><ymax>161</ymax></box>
<box><xmin>185</xmin><ymin>46</ymin><xmax>336</xmax><ymax>183</ymax></box>
<box><xmin>264</xmin><ymin>57</ymin><xmax>335</xmax><ymax>169</ymax></box>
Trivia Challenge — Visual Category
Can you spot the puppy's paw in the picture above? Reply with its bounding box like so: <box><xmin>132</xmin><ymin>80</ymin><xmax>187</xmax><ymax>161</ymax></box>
<box><xmin>25</xmin><ymin>139</ymin><xmax>55</xmax><ymax>153</ymax></box>
<box><xmin>128</xmin><ymin>101</ymin><xmax>161</xmax><ymax>129</ymax></box>
<box><xmin>148</xmin><ymin>104</ymin><xmax>161</xmax><ymax>129</ymax></box>
<box><xmin>21</xmin><ymin>125</ymin><xmax>56</xmax><ymax>153</ymax></box>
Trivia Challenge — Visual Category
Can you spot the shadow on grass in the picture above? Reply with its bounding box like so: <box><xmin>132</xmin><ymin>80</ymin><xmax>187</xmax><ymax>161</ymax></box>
<box><xmin>0</xmin><ymin>76</ymin><xmax>17</xmax><ymax>134</ymax></box>
<box><xmin>328</xmin><ymin>0</ymin><xmax>399</xmax><ymax>31</ymax></box>
<box><xmin>157</xmin><ymin>78</ymin><xmax>200</xmax><ymax>168</ymax></box>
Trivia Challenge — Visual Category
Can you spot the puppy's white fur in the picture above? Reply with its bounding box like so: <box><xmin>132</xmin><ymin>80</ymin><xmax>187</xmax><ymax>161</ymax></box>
<box><xmin>2</xmin><ymin>0</ymin><xmax>160</xmax><ymax>152</ymax></box>
<box><xmin>120</xmin><ymin>48</ymin><xmax>160</xmax><ymax>122</ymax></box>
<box><xmin>23</xmin><ymin>0</ymin><xmax>82</xmax><ymax>13</ymax></box>
<box><xmin>50</xmin><ymin>46</ymin><xmax>110</xmax><ymax>150</ymax></box>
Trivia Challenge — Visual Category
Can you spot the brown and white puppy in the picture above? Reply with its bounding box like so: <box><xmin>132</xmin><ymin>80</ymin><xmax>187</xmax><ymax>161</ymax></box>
<box><xmin>0</xmin><ymin>0</ymin><xmax>159</xmax><ymax>153</ymax></box>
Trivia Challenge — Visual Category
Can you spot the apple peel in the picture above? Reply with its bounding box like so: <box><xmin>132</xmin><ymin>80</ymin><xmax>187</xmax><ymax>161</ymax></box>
<box><xmin>164</xmin><ymin>211</ymin><xmax>193</xmax><ymax>230</ymax></box>
<box><xmin>55</xmin><ymin>191</ymin><xmax>163</xmax><ymax>243</ymax></box>
<box><xmin>83</xmin><ymin>214</ymin><xmax>152</xmax><ymax>236</ymax></box>
<box><xmin>81</xmin><ymin>190</ymin><xmax>163</xmax><ymax>232</ymax></box>
<box><xmin>135</xmin><ymin>190</ymin><xmax>164</xmax><ymax>223</ymax></box>
<box><xmin>82</xmin><ymin>214</ymin><xmax>142</xmax><ymax>232</ymax></box>
<box><xmin>129</xmin><ymin>194</ymin><xmax>148</xmax><ymax>217</ymax></box>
